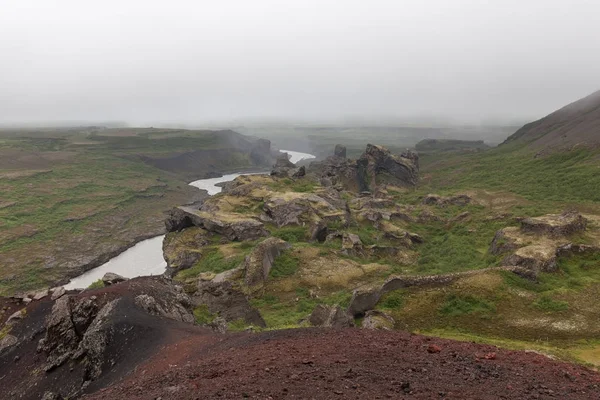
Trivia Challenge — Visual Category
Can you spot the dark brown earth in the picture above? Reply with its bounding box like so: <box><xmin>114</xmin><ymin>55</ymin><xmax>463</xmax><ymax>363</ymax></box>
<box><xmin>86</xmin><ymin>329</ymin><xmax>600</xmax><ymax>400</ymax></box>
<box><xmin>503</xmin><ymin>89</ymin><xmax>600</xmax><ymax>151</ymax></box>
<box><xmin>3</xmin><ymin>281</ymin><xmax>600</xmax><ymax>400</ymax></box>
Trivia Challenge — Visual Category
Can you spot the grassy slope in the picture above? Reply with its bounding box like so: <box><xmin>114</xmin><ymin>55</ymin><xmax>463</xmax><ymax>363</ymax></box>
<box><xmin>0</xmin><ymin>128</ymin><xmax>265</xmax><ymax>295</ymax></box>
<box><xmin>175</xmin><ymin>144</ymin><xmax>600</xmax><ymax>365</ymax></box>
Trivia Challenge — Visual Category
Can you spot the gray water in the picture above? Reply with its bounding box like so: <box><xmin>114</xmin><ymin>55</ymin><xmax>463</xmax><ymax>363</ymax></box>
<box><xmin>63</xmin><ymin>149</ymin><xmax>316</xmax><ymax>289</ymax></box>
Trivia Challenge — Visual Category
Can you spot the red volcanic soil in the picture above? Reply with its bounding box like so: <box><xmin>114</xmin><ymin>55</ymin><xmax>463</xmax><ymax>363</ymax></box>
<box><xmin>86</xmin><ymin>328</ymin><xmax>600</xmax><ymax>400</ymax></box>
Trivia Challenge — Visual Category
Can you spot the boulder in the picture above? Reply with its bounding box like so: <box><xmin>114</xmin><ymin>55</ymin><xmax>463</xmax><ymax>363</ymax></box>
<box><xmin>134</xmin><ymin>294</ymin><xmax>194</xmax><ymax>324</ymax></box>
<box><xmin>50</xmin><ymin>287</ymin><xmax>66</xmax><ymax>301</ymax></box>
<box><xmin>162</xmin><ymin>227</ymin><xmax>210</xmax><ymax>277</ymax></box>
<box><xmin>243</xmin><ymin>237</ymin><xmax>291</xmax><ymax>290</ymax></box>
<box><xmin>6</xmin><ymin>309</ymin><xmax>26</xmax><ymax>325</ymax></box>
<box><xmin>362</xmin><ymin>310</ymin><xmax>395</xmax><ymax>330</ymax></box>
<box><xmin>308</xmin><ymin>304</ymin><xmax>354</xmax><ymax>328</ymax></box>
<box><xmin>292</xmin><ymin>165</ymin><xmax>306</xmax><ymax>178</ymax></box>
<box><xmin>520</xmin><ymin>211</ymin><xmax>587</xmax><ymax>237</ymax></box>
<box><xmin>0</xmin><ymin>334</ymin><xmax>18</xmax><ymax>355</ymax></box>
<box><xmin>341</xmin><ymin>233</ymin><xmax>364</xmax><ymax>256</ymax></box>
<box><xmin>264</xmin><ymin>193</ymin><xmax>344</xmax><ymax>228</ymax></box>
<box><xmin>195</xmin><ymin>280</ymin><xmax>266</xmax><ymax>327</ymax></box>
<box><xmin>503</xmin><ymin>244</ymin><xmax>558</xmax><ymax>272</ymax></box>
<box><xmin>101</xmin><ymin>272</ymin><xmax>128</xmax><ymax>286</ymax></box>
<box><xmin>166</xmin><ymin>206</ymin><xmax>269</xmax><ymax>241</ymax></box>
<box><xmin>489</xmin><ymin>227</ymin><xmax>523</xmax><ymax>255</ymax></box>
<box><xmin>271</xmin><ymin>153</ymin><xmax>297</xmax><ymax>177</ymax></box>
<box><xmin>32</xmin><ymin>289</ymin><xmax>49</xmax><ymax>301</ymax></box>
<box><xmin>347</xmin><ymin>287</ymin><xmax>382</xmax><ymax>317</ymax></box>
<box><xmin>334</xmin><ymin>144</ymin><xmax>347</xmax><ymax>158</ymax></box>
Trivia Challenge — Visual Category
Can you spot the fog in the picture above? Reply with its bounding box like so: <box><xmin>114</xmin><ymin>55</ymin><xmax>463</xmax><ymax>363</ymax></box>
<box><xmin>1</xmin><ymin>0</ymin><xmax>599</xmax><ymax>126</ymax></box>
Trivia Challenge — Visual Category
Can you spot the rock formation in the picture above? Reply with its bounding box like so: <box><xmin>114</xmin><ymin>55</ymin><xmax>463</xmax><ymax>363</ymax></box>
<box><xmin>308</xmin><ymin>144</ymin><xmax>419</xmax><ymax>192</ymax></box>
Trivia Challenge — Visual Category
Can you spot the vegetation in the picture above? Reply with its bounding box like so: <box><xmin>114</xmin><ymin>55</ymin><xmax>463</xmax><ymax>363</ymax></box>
<box><xmin>269</xmin><ymin>252</ymin><xmax>300</xmax><ymax>278</ymax></box>
<box><xmin>193</xmin><ymin>305</ymin><xmax>216</xmax><ymax>325</ymax></box>
<box><xmin>439</xmin><ymin>294</ymin><xmax>496</xmax><ymax>317</ymax></box>
<box><xmin>87</xmin><ymin>279</ymin><xmax>104</xmax><ymax>290</ymax></box>
<box><xmin>176</xmin><ymin>248</ymin><xmax>244</xmax><ymax>280</ymax></box>
<box><xmin>0</xmin><ymin>127</ymin><xmax>268</xmax><ymax>295</ymax></box>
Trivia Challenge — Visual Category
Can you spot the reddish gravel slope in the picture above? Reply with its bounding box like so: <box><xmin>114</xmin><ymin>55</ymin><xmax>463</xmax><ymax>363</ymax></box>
<box><xmin>86</xmin><ymin>329</ymin><xmax>600</xmax><ymax>400</ymax></box>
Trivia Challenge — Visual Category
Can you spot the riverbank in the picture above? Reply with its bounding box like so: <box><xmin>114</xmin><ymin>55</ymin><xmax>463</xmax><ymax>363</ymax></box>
<box><xmin>60</xmin><ymin>149</ymin><xmax>317</xmax><ymax>290</ymax></box>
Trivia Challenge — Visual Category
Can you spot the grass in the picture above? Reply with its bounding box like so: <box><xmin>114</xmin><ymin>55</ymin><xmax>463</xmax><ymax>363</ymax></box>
<box><xmin>532</xmin><ymin>295</ymin><xmax>569</xmax><ymax>312</ymax></box>
<box><xmin>270</xmin><ymin>226</ymin><xmax>307</xmax><ymax>243</ymax></box>
<box><xmin>87</xmin><ymin>279</ymin><xmax>104</xmax><ymax>290</ymax></box>
<box><xmin>193</xmin><ymin>305</ymin><xmax>216</xmax><ymax>325</ymax></box>
<box><xmin>0</xmin><ymin>127</ymin><xmax>270</xmax><ymax>295</ymax></box>
<box><xmin>176</xmin><ymin>248</ymin><xmax>244</xmax><ymax>280</ymax></box>
<box><xmin>439</xmin><ymin>294</ymin><xmax>496</xmax><ymax>317</ymax></box>
<box><xmin>270</xmin><ymin>252</ymin><xmax>299</xmax><ymax>278</ymax></box>
<box><xmin>420</xmin><ymin>146</ymin><xmax>600</xmax><ymax>204</ymax></box>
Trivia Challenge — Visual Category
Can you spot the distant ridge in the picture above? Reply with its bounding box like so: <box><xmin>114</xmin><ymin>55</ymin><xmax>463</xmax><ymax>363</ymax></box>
<box><xmin>503</xmin><ymin>90</ymin><xmax>600</xmax><ymax>150</ymax></box>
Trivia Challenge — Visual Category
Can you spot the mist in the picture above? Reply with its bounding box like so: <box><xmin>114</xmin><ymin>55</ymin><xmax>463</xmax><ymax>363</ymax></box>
<box><xmin>1</xmin><ymin>0</ymin><xmax>599</xmax><ymax>126</ymax></box>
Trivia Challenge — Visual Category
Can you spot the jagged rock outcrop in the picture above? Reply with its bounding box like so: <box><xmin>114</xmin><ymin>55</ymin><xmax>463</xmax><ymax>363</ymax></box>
<box><xmin>271</xmin><ymin>153</ymin><xmax>298</xmax><ymax>177</ymax></box>
<box><xmin>359</xmin><ymin>144</ymin><xmax>419</xmax><ymax>189</ymax></box>
<box><xmin>520</xmin><ymin>211</ymin><xmax>587</xmax><ymax>237</ymax></box>
<box><xmin>308</xmin><ymin>304</ymin><xmax>354</xmax><ymax>328</ymax></box>
<box><xmin>309</xmin><ymin>144</ymin><xmax>419</xmax><ymax>192</ymax></box>
<box><xmin>134</xmin><ymin>293</ymin><xmax>195</xmax><ymax>324</ymax></box>
<box><xmin>195</xmin><ymin>280</ymin><xmax>266</xmax><ymax>327</ymax></box>
<box><xmin>334</xmin><ymin>144</ymin><xmax>347</xmax><ymax>158</ymax></box>
<box><xmin>36</xmin><ymin>277</ymin><xmax>196</xmax><ymax>380</ymax></box>
<box><xmin>489</xmin><ymin>227</ymin><xmax>525</xmax><ymax>255</ymax></box>
<box><xmin>503</xmin><ymin>245</ymin><xmax>558</xmax><ymax>272</ymax></box>
<box><xmin>263</xmin><ymin>193</ymin><xmax>345</xmax><ymax>228</ymax></box>
<box><xmin>166</xmin><ymin>206</ymin><xmax>268</xmax><ymax>241</ymax></box>
<box><xmin>362</xmin><ymin>310</ymin><xmax>395</xmax><ymax>330</ymax></box>
<box><xmin>243</xmin><ymin>237</ymin><xmax>291</xmax><ymax>290</ymax></box>
<box><xmin>101</xmin><ymin>272</ymin><xmax>128</xmax><ymax>286</ymax></box>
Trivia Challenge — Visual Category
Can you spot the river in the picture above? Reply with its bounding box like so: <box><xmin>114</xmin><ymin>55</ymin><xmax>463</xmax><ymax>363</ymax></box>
<box><xmin>63</xmin><ymin>149</ymin><xmax>315</xmax><ymax>289</ymax></box>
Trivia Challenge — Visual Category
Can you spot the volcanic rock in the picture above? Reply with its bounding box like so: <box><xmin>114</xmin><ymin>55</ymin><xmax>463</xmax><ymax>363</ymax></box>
<box><xmin>101</xmin><ymin>272</ymin><xmax>128</xmax><ymax>286</ymax></box>
<box><xmin>243</xmin><ymin>237</ymin><xmax>291</xmax><ymax>290</ymax></box>
<box><xmin>308</xmin><ymin>304</ymin><xmax>354</xmax><ymax>328</ymax></box>
<box><xmin>520</xmin><ymin>211</ymin><xmax>587</xmax><ymax>237</ymax></box>
<box><xmin>362</xmin><ymin>310</ymin><xmax>395</xmax><ymax>330</ymax></box>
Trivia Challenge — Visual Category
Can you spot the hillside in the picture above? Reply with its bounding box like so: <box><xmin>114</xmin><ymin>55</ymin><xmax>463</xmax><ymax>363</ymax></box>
<box><xmin>0</xmin><ymin>127</ymin><xmax>274</xmax><ymax>296</ymax></box>
<box><xmin>4</xmin><ymin>144</ymin><xmax>600</xmax><ymax>399</ymax></box>
<box><xmin>503</xmin><ymin>90</ymin><xmax>600</xmax><ymax>151</ymax></box>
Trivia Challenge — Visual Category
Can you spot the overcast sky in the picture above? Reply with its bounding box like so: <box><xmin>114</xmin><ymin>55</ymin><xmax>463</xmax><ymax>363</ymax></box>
<box><xmin>1</xmin><ymin>0</ymin><xmax>598</xmax><ymax>125</ymax></box>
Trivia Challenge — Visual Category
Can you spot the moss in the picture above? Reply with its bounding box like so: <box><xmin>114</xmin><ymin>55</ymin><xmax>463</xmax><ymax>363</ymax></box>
<box><xmin>227</xmin><ymin>318</ymin><xmax>250</xmax><ymax>332</ymax></box>
<box><xmin>176</xmin><ymin>248</ymin><xmax>243</xmax><ymax>280</ymax></box>
<box><xmin>533</xmin><ymin>295</ymin><xmax>569</xmax><ymax>312</ymax></box>
<box><xmin>270</xmin><ymin>252</ymin><xmax>300</xmax><ymax>278</ymax></box>
<box><xmin>87</xmin><ymin>279</ymin><xmax>104</xmax><ymax>290</ymax></box>
<box><xmin>193</xmin><ymin>305</ymin><xmax>216</xmax><ymax>325</ymax></box>
<box><xmin>439</xmin><ymin>294</ymin><xmax>496</xmax><ymax>317</ymax></box>
<box><xmin>270</xmin><ymin>226</ymin><xmax>307</xmax><ymax>243</ymax></box>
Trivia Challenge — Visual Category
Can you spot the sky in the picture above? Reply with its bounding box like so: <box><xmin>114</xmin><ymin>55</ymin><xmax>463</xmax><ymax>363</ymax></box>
<box><xmin>0</xmin><ymin>0</ymin><xmax>599</xmax><ymax>125</ymax></box>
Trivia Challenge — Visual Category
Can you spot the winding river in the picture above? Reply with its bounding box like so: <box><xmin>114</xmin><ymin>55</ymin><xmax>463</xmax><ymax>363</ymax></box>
<box><xmin>64</xmin><ymin>149</ymin><xmax>315</xmax><ymax>290</ymax></box>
